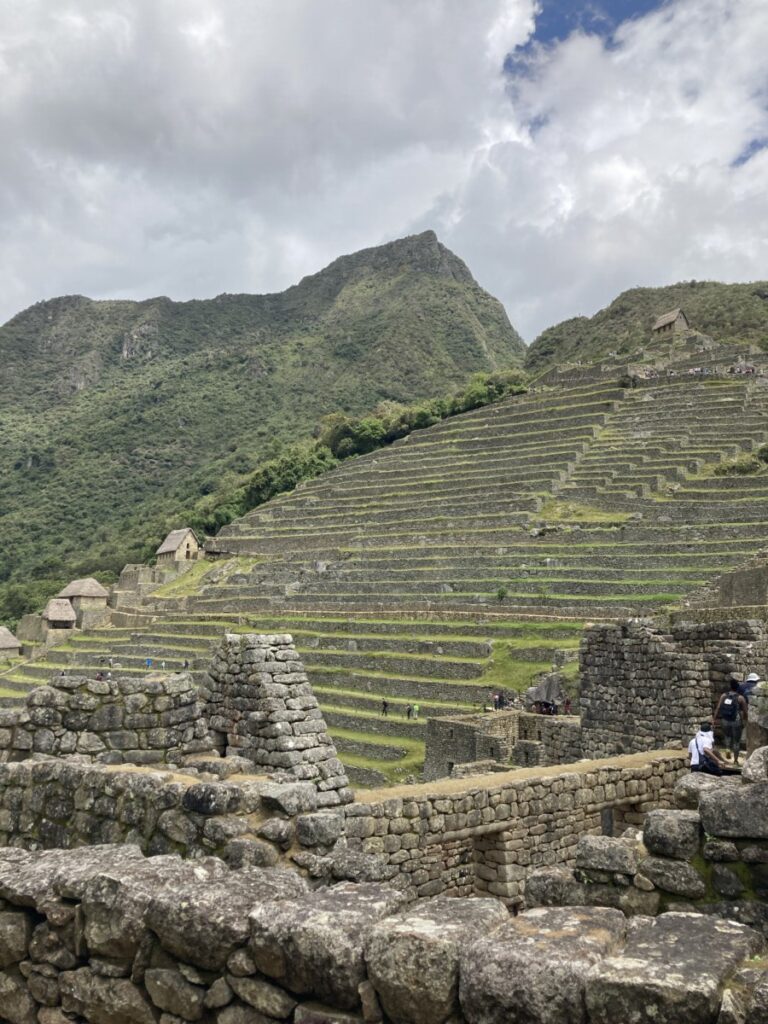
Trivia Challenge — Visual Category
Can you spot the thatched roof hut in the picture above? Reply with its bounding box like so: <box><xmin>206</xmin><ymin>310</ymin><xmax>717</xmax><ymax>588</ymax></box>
<box><xmin>652</xmin><ymin>308</ymin><xmax>689</xmax><ymax>333</ymax></box>
<box><xmin>156</xmin><ymin>527</ymin><xmax>200</xmax><ymax>562</ymax></box>
<box><xmin>58</xmin><ymin>577</ymin><xmax>109</xmax><ymax>599</ymax></box>
<box><xmin>43</xmin><ymin>598</ymin><xmax>77</xmax><ymax>625</ymax></box>
<box><xmin>0</xmin><ymin>626</ymin><xmax>21</xmax><ymax>653</ymax></box>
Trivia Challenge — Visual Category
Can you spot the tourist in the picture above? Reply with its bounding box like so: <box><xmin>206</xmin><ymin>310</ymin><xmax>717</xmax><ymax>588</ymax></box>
<box><xmin>145</xmin><ymin>657</ymin><xmax>153</xmax><ymax>669</ymax></box>
<box><xmin>413</xmin><ymin>703</ymin><xmax>419</xmax><ymax>719</ymax></box>
<box><xmin>183</xmin><ymin>658</ymin><xmax>190</xmax><ymax>670</ymax></box>
<box><xmin>563</xmin><ymin>697</ymin><xmax>572</xmax><ymax>715</ymax></box>
<box><xmin>739</xmin><ymin>671</ymin><xmax>761</xmax><ymax>702</ymax></box>
<box><xmin>492</xmin><ymin>693</ymin><xmax>500</xmax><ymax>710</ymax></box>
<box><xmin>714</xmin><ymin>680</ymin><xmax>748</xmax><ymax>765</ymax></box>
<box><xmin>381</xmin><ymin>699</ymin><xmax>388</xmax><ymax>717</ymax></box>
<box><xmin>406</xmin><ymin>703</ymin><xmax>412</xmax><ymax>719</ymax></box>
<box><xmin>688</xmin><ymin>722</ymin><xmax>738</xmax><ymax>775</ymax></box>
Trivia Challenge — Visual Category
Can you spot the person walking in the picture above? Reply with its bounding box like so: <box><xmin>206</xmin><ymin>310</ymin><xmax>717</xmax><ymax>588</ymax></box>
<box><xmin>406</xmin><ymin>704</ymin><xmax>412</xmax><ymax>719</ymax></box>
<box><xmin>715</xmin><ymin>680</ymin><xmax>748</xmax><ymax>766</ymax></box>
<box><xmin>381</xmin><ymin>699</ymin><xmax>389</xmax><ymax>717</ymax></box>
<box><xmin>413</xmin><ymin>703</ymin><xmax>419</xmax><ymax>720</ymax></box>
<box><xmin>739</xmin><ymin>671</ymin><xmax>761</xmax><ymax>702</ymax></box>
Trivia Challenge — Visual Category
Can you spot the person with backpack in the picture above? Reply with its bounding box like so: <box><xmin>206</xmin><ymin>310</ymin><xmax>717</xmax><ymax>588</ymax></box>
<box><xmin>714</xmin><ymin>680</ymin><xmax>748</xmax><ymax>765</ymax></box>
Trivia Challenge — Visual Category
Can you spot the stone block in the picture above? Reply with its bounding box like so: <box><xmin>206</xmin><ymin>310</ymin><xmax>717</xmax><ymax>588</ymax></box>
<box><xmin>636</xmin><ymin>856</ymin><xmax>706</xmax><ymax>899</ymax></box>
<box><xmin>643</xmin><ymin>810</ymin><xmax>701</xmax><ymax>860</ymax></box>
<box><xmin>460</xmin><ymin>907</ymin><xmax>626</xmax><ymax>1024</ymax></box>
<box><xmin>700</xmin><ymin>782</ymin><xmax>768</xmax><ymax>839</ymax></box>
<box><xmin>145</xmin><ymin>967</ymin><xmax>206</xmax><ymax>1021</ymax></box>
<box><xmin>365</xmin><ymin>896</ymin><xmax>508</xmax><ymax>1024</ymax></box>
<box><xmin>296</xmin><ymin>812</ymin><xmax>344</xmax><ymax>848</ymax></box>
<box><xmin>585</xmin><ymin>913</ymin><xmax>764</xmax><ymax>1024</ymax></box>
<box><xmin>575</xmin><ymin>836</ymin><xmax>638</xmax><ymax>875</ymax></box>
<box><xmin>249</xmin><ymin>882</ymin><xmax>408</xmax><ymax>1009</ymax></box>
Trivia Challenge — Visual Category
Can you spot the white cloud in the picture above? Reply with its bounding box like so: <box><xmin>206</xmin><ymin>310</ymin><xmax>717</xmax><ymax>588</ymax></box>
<box><xmin>0</xmin><ymin>0</ymin><xmax>766</xmax><ymax>340</ymax></box>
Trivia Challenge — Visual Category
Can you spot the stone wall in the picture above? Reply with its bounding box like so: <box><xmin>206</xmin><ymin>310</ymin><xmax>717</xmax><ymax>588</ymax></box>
<box><xmin>580</xmin><ymin>618</ymin><xmax>768</xmax><ymax>758</ymax></box>
<box><xmin>424</xmin><ymin>710</ymin><xmax>582</xmax><ymax>781</ymax></box>
<box><xmin>0</xmin><ymin>674</ymin><xmax>212</xmax><ymax>765</ymax></box>
<box><xmin>202</xmin><ymin>633</ymin><xmax>352</xmax><ymax>807</ymax></box>
<box><xmin>343</xmin><ymin>751</ymin><xmax>687</xmax><ymax>904</ymax></box>
<box><xmin>0</xmin><ymin>843</ymin><xmax>764</xmax><ymax>1024</ymax></box>
<box><xmin>0</xmin><ymin>750</ymin><xmax>687</xmax><ymax>904</ymax></box>
<box><xmin>527</xmin><ymin>747</ymin><xmax>768</xmax><ymax>938</ymax></box>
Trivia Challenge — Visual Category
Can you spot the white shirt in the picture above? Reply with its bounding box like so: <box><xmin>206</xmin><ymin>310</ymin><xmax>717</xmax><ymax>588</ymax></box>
<box><xmin>688</xmin><ymin>730</ymin><xmax>714</xmax><ymax>766</ymax></box>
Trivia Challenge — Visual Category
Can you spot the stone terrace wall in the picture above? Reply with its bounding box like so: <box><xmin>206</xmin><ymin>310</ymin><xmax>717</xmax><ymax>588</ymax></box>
<box><xmin>202</xmin><ymin>633</ymin><xmax>352</xmax><ymax>807</ymax></box>
<box><xmin>0</xmin><ymin>844</ymin><xmax>764</xmax><ymax>1024</ymax></box>
<box><xmin>424</xmin><ymin>710</ymin><xmax>582</xmax><ymax>781</ymax></box>
<box><xmin>580</xmin><ymin>618</ymin><xmax>768</xmax><ymax>759</ymax></box>
<box><xmin>0</xmin><ymin>673</ymin><xmax>212</xmax><ymax>765</ymax></box>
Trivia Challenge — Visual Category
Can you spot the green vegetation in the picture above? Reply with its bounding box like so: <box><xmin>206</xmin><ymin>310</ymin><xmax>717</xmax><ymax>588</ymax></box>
<box><xmin>713</xmin><ymin>454</ymin><xmax>765</xmax><ymax>476</ymax></box>
<box><xmin>0</xmin><ymin>231</ymin><xmax>524</xmax><ymax>627</ymax></box>
<box><xmin>526</xmin><ymin>280</ymin><xmax>768</xmax><ymax>372</ymax></box>
<box><xmin>188</xmin><ymin>368</ymin><xmax>528</xmax><ymax>535</ymax></box>
<box><xmin>538</xmin><ymin>500</ymin><xmax>632</xmax><ymax>523</ymax></box>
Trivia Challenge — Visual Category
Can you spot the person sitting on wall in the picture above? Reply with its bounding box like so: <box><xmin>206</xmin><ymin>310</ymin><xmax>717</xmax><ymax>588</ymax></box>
<box><xmin>688</xmin><ymin>722</ymin><xmax>739</xmax><ymax>775</ymax></box>
<box><xmin>715</xmin><ymin>679</ymin><xmax>748</xmax><ymax>766</ymax></box>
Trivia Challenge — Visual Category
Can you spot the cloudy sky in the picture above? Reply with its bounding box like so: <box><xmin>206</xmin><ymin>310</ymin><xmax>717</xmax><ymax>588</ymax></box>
<box><xmin>1</xmin><ymin>0</ymin><xmax>766</xmax><ymax>341</ymax></box>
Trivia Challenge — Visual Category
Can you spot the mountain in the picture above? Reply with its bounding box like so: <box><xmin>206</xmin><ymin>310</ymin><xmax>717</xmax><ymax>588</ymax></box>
<box><xmin>0</xmin><ymin>231</ymin><xmax>524</xmax><ymax>624</ymax></box>
<box><xmin>525</xmin><ymin>280</ymin><xmax>768</xmax><ymax>373</ymax></box>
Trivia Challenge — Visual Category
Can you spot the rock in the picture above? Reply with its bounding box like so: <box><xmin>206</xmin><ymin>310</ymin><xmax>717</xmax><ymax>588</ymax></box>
<box><xmin>643</xmin><ymin>810</ymin><xmax>701</xmax><ymax>860</ymax></box>
<box><xmin>205</xmin><ymin>977</ymin><xmax>234</xmax><ymax>1009</ymax></box>
<box><xmin>296</xmin><ymin>812</ymin><xmax>344</xmax><ymax>848</ymax></box>
<box><xmin>217</xmin><ymin>1005</ymin><xmax>279</xmax><ymax>1024</ymax></box>
<box><xmin>700</xmin><ymin>781</ymin><xmax>768</xmax><ymax>839</ymax></box>
<box><xmin>0</xmin><ymin>911</ymin><xmax>32</xmax><ymax>967</ymax></box>
<box><xmin>524</xmin><ymin>867</ymin><xmax>586</xmax><ymax>908</ymax></box>
<box><xmin>0</xmin><ymin>968</ymin><xmax>37</xmax><ymax>1024</ymax></box>
<box><xmin>366</xmin><ymin>897</ymin><xmax>508</xmax><ymax>1024</ymax></box>
<box><xmin>260</xmin><ymin>782</ymin><xmax>319</xmax><ymax>816</ymax></box>
<box><xmin>145</xmin><ymin>967</ymin><xmax>206</xmax><ymax>1020</ymax></box>
<box><xmin>60</xmin><ymin>967</ymin><xmax>157</xmax><ymax>1024</ymax></box>
<box><xmin>712</xmin><ymin>864</ymin><xmax>745</xmax><ymax>898</ymax></box>
<box><xmin>358</xmin><ymin>980</ymin><xmax>383</xmax><ymax>1023</ymax></box>
<box><xmin>294</xmin><ymin>1003</ymin><xmax>367</xmax><ymax>1024</ymax></box>
<box><xmin>585</xmin><ymin>913</ymin><xmax>764</xmax><ymax>1024</ymax></box>
<box><xmin>674</xmin><ymin>773</ymin><xmax>737</xmax><ymax>809</ymax></box>
<box><xmin>227</xmin><ymin>974</ymin><xmax>297</xmax><ymax>1018</ymax></box>
<box><xmin>460</xmin><ymin>907</ymin><xmax>626</xmax><ymax>1024</ymax></box>
<box><xmin>743</xmin><ymin>746</ymin><xmax>768</xmax><ymax>783</ymax></box>
<box><xmin>636</xmin><ymin>856</ymin><xmax>707</xmax><ymax>899</ymax></box>
<box><xmin>704</xmin><ymin>839</ymin><xmax>740</xmax><ymax>862</ymax></box>
<box><xmin>575</xmin><ymin>836</ymin><xmax>637</xmax><ymax>875</ymax></box>
<box><xmin>258</xmin><ymin>818</ymin><xmax>295</xmax><ymax>850</ymax></box>
<box><xmin>81</xmin><ymin>855</ymin><xmax>229</xmax><ymax>960</ymax></box>
<box><xmin>330</xmin><ymin>850</ymin><xmax>397</xmax><ymax>883</ymax></box>
<box><xmin>223</xmin><ymin>839</ymin><xmax>280</xmax><ymax>869</ymax></box>
<box><xmin>147</xmin><ymin>866</ymin><xmax>307</xmax><ymax>970</ymax></box>
<box><xmin>249</xmin><ymin>882</ymin><xmax>408</xmax><ymax>1009</ymax></box>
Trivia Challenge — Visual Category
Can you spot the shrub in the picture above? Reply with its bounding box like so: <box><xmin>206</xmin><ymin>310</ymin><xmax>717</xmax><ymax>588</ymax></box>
<box><xmin>713</xmin><ymin>454</ymin><xmax>762</xmax><ymax>476</ymax></box>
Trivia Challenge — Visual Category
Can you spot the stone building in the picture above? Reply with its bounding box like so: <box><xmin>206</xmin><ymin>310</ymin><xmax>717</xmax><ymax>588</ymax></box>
<box><xmin>156</xmin><ymin>527</ymin><xmax>200</xmax><ymax>564</ymax></box>
<box><xmin>0</xmin><ymin>625</ymin><xmax>21</xmax><ymax>659</ymax></box>
<box><xmin>57</xmin><ymin>577</ymin><xmax>110</xmax><ymax>628</ymax></box>
<box><xmin>652</xmin><ymin>307</ymin><xmax>689</xmax><ymax>335</ymax></box>
<box><xmin>42</xmin><ymin>597</ymin><xmax>76</xmax><ymax>632</ymax></box>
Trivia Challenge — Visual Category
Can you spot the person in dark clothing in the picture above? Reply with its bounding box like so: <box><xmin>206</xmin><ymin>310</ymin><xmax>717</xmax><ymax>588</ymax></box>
<box><xmin>739</xmin><ymin>672</ymin><xmax>761</xmax><ymax>702</ymax></box>
<box><xmin>381</xmin><ymin>699</ymin><xmax>389</xmax><ymax>717</ymax></box>
<box><xmin>715</xmin><ymin>680</ymin><xmax>748</xmax><ymax>765</ymax></box>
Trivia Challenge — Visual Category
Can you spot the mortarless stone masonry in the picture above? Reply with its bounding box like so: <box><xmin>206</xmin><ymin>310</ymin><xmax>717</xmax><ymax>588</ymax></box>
<box><xmin>0</xmin><ymin>842</ymin><xmax>764</xmax><ymax>1024</ymax></box>
<box><xmin>202</xmin><ymin>633</ymin><xmax>352</xmax><ymax>806</ymax></box>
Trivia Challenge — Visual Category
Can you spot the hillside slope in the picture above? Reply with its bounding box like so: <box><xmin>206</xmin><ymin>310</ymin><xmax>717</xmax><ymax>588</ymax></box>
<box><xmin>8</xmin><ymin>360</ymin><xmax>768</xmax><ymax>783</ymax></box>
<box><xmin>0</xmin><ymin>231</ymin><xmax>524</xmax><ymax>623</ymax></box>
<box><xmin>526</xmin><ymin>280</ymin><xmax>768</xmax><ymax>372</ymax></box>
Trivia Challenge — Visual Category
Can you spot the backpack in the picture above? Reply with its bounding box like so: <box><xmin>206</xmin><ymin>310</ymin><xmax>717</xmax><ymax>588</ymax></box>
<box><xmin>720</xmin><ymin>693</ymin><xmax>739</xmax><ymax>720</ymax></box>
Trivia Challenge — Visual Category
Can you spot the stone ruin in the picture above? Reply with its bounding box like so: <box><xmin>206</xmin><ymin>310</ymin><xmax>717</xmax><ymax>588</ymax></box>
<box><xmin>0</xmin><ymin>626</ymin><xmax>766</xmax><ymax>1021</ymax></box>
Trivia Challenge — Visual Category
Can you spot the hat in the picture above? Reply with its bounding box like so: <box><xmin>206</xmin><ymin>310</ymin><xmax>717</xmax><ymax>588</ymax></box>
<box><xmin>746</xmin><ymin>672</ymin><xmax>761</xmax><ymax>683</ymax></box>
<box><xmin>700</xmin><ymin>721</ymin><xmax>713</xmax><ymax>732</ymax></box>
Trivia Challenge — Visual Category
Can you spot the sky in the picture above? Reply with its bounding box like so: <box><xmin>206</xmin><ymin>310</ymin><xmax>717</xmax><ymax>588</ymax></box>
<box><xmin>1</xmin><ymin>0</ymin><xmax>767</xmax><ymax>341</ymax></box>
